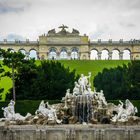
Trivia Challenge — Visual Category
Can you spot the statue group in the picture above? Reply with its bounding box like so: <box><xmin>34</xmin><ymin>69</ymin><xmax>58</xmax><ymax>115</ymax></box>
<box><xmin>0</xmin><ymin>73</ymin><xmax>139</xmax><ymax>125</ymax></box>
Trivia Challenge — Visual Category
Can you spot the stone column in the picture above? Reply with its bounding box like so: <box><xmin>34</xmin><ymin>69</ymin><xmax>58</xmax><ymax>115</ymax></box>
<box><xmin>26</xmin><ymin>52</ymin><xmax>30</xmax><ymax>60</ymax></box>
<box><xmin>108</xmin><ymin>52</ymin><xmax>112</xmax><ymax>60</ymax></box>
<box><xmin>67</xmin><ymin>51</ymin><xmax>71</xmax><ymax>60</ymax></box>
<box><xmin>98</xmin><ymin>52</ymin><xmax>102</xmax><ymax>60</ymax></box>
<box><xmin>119</xmin><ymin>52</ymin><xmax>123</xmax><ymax>60</ymax></box>
<box><xmin>56</xmin><ymin>52</ymin><xmax>60</xmax><ymax>60</ymax></box>
<box><xmin>46</xmin><ymin>52</ymin><xmax>49</xmax><ymax>60</ymax></box>
<box><xmin>79</xmin><ymin>52</ymin><xmax>81</xmax><ymax>60</ymax></box>
<box><xmin>130</xmin><ymin>52</ymin><xmax>132</xmax><ymax>60</ymax></box>
<box><xmin>37</xmin><ymin>52</ymin><xmax>40</xmax><ymax>60</ymax></box>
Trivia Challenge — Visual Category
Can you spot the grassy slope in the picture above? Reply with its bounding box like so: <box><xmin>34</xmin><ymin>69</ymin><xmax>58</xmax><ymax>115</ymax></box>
<box><xmin>0</xmin><ymin>60</ymin><xmax>130</xmax><ymax>100</ymax></box>
<box><xmin>60</xmin><ymin>60</ymin><xmax>130</xmax><ymax>88</ymax></box>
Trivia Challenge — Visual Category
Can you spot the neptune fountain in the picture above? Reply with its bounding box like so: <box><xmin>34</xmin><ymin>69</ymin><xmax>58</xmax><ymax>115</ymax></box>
<box><xmin>0</xmin><ymin>73</ymin><xmax>139</xmax><ymax>125</ymax></box>
<box><xmin>0</xmin><ymin>73</ymin><xmax>140</xmax><ymax>140</ymax></box>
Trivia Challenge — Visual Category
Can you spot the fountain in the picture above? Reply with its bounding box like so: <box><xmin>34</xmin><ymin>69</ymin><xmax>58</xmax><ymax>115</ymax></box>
<box><xmin>0</xmin><ymin>73</ymin><xmax>139</xmax><ymax>125</ymax></box>
<box><xmin>0</xmin><ymin>73</ymin><xmax>140</xmax><ymax>140</ymax></box>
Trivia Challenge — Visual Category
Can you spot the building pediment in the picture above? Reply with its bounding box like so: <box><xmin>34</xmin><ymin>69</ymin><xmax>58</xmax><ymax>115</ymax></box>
<box><xmin>39</xmin><ymin>25</ymin><xmax>88</xmax><ymax>45</ymax></box>
<box><xmin>47</xmin><ymin>25</ymin><xmax>80</xmax><ymax>36</ymax></box>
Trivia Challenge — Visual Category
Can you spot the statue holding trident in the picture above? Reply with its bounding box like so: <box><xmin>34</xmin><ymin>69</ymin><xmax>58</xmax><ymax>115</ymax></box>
<box><xmin>78</xmin><ymin>72</ymin><xmax>91</xmax><ymax>94</ymax></box>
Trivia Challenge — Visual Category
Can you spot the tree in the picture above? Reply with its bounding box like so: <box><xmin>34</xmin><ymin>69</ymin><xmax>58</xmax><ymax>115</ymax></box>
<box><xmin>94</xmin><ymin>61</ymin><xmax>140</xmax><ymax>100</ymax></box>
<box><xmin>93</xmin><ymin>65</ymin><xmax>129</xmax><ymax>100</ymax></box>
<box><xmin>6</xmin><ymin>61</ymin><xmax>79</xmax><ymax>100</ymax></box>
<box><xmin>0</xmin><ymin>63</ymin><xmax>4</xmax><ymax>99</ymax></box>
<box><xmin>127</xmin><ymin>61</ymin><xmax>140</xmax><ymax>99</ymax></box>
<box><xmin>1</xmin><ymin>48</ymin><xmax>25</xmax><ymax>101</ymax></box>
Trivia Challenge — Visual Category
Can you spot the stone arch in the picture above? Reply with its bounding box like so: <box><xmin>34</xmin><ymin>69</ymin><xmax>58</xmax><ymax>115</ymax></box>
<box><xmin>82</xmin><ymin>55</ymin><xmax>86</xmax><ymax>60</ymax></box>
<box><xmin>48</xmin><ymin>47</ymin><xmax>57</xmax><ymax>60</ymax></box>
<box><xmin>19</xmin><ymin>49</ymin><xmax>26</xmax><ymax>55</ymax></box>
<box><xmin>24</xmin><ymin>135</ymin><xmax>30</xmax><ymax>140</ymax></box>
<box><xmin>112</xmin><ymin>49</ymin><xmax>120</xmax><ymax>60</ymax></box>
<box><xmin>71</xmin><ymin>47</ymin><xmax>79</xmax><ymax>60</ymax></box>
<box><xmin>60</xmin><ymin>48</ymin><xmax>68</xmax><ymax>59</ymax></box>
<box><xmin>8</xmin><ymin>48</ymin><xmax>15</xmax><ymax>52</ymax></box>
<box><xmin>101</xmin><ymin>49</ymin><xmax>109</xmax><ymax>60</ymax></box>
<box><xmin>41</xmin><ymin>55</ymin><xmax>45</xmax><ymax>60</ymax></box>
<box><xmin>29</xmin><ymin>49</ymin><xmax>38</xmax><ymax>60</ymax></box>
<box><xmin>123</xmin><ymin>48</ymin><xmax>131</xmax><ymax>60</ymax></box>
<box><xmin>82</xmin><ymin>135</ymin><xmax>88</xmax><ymax>140</ymax></box>
<box><xmin>135</xmin><ymin>55</ymin><xmax>140</xmax><ymax>60</ymax></box>
<box><xmin>53</xmin><ymin>134</ymin><xmax>58</xmax><ymax>140</ymax></box>
<box><xmin>90</xmin><ymin>49</ymin><xmax>98</xmax><ymax>60</ymax></box>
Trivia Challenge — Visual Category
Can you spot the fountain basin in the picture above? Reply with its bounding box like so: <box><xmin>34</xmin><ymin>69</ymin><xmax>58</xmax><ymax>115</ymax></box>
<box><xmin>0</xmin><ymin>123</ymin><xmax>140</xmax><ymax>140</ymax></box>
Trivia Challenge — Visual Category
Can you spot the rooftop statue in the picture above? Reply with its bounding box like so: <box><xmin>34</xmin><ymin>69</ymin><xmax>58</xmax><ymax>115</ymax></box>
<box><xmin>48</xmin><ymin>28</ymin><xmax>56</xmax><ymax>35</ymax></box>
<box><xmin>58</xmin><ymin>24</ymin><xmax>68</xmax><ymax>31</ymax></box>
<box><xmin>72</xmin><ymin>28</ymin><xmax>79</xmax><ymax>34</ymax></box>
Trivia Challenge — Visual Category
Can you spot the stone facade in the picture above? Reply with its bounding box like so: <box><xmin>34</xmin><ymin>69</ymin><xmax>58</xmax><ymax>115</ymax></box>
<box><xmin>0</xmin><ymin>124</ymin><xmax>140</xmax><ymax>140</ymax></box>
<box><xmin>0</xmin><ymin>25</ymin><xmax>140</xmax><ymax>60</ymax></box>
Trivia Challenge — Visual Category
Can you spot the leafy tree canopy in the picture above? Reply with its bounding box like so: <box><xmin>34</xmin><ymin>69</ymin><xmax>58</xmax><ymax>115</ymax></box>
<box><xmin>94</xmin><ymin>61</ymin><xmax>140</xmax><ymax>100</ymax></box>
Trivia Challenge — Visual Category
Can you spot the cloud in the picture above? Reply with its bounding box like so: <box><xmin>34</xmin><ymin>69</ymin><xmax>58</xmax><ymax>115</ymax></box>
<box><xmin>0</xmin><ymin>0</ymin><xmax>140</xmax><ymax>40</ymax></box>
<box><xmin>120</xmin><ymin>22</ymin><xmax>136</xmax><ymax>28</ymax></box>
<box><xmin>0</xmin><ymin>34</ymin><xmax>26</xmax><ymax>41</ymax></box>
<box><xmin>0</xmin><ymin>0</ymin><xmax>30</xmax><ymax>14</ymax></box>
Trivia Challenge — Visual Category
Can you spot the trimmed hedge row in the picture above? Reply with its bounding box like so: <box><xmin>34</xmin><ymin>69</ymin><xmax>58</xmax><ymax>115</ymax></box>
<box><xmin>0</xmin><ymin>100</ymin><xmax>139</xmax><ymax>118</ymax></box>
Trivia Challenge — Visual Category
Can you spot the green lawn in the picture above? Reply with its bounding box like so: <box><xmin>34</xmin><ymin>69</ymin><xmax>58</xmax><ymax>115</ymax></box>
<box><xmin>0</xmin><ymin>60</ymin><xmax>130</xmax><ymax>100</ymax></box>
<box><xmin>60</xmin><ymin>60</ymin><xmax>130</xmax><ymax>89</ymax></box>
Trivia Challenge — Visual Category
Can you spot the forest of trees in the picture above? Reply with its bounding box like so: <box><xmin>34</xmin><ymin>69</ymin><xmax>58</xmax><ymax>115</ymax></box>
<box><xmin>0</xmin><ymin>49</ymin><xmax>140</xmax><ymax>101</ymax></box>
<box><xmin>94</xmin><ymin>61</ymin><xmax>140</xmax><ymax>100</ymax></box>
<box><xmin>0</xmin><ymin>49</ymin><xmax>79</xmax><ymax>100</ymax></box>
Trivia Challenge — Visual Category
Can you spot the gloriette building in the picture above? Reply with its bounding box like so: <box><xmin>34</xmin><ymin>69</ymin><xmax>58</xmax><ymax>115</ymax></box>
<box><xmin>0</xmin><ymin>25</ymin><xmax>140</xmax><ymax>60</ymax></box>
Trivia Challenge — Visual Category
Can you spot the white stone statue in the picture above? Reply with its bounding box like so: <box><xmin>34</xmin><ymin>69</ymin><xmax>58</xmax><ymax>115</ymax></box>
<box><xmin>111</xmin><ymin>99</ymin><xmax>138</xmax><ymax>122</ymax></box>
<box><xmin>125</xmin><ymin>99</ymin><xmax>138</xmax><ymax>116</ymax></box>
<box><xmin>78</xmin><ymin>74</ymin><xmax>87</xmax><ymax>93</ymax></box>
<box><xmin>0</xmin><ymin>100</ymin><xmax>31</xmax><ymax>121</ymax></box>
<box><xmin>78</xmin><ymin>73</ymin><xmax>91</xmax><ymax>94</ymax></box>
<box><xmin>73</xmin><ymin>82</ymin><xmax>80</xmax><ymax>95</ymax></box>
<box><xmin>35</xmin><ymin>100</ymin><xmax>62</xmax><ymax>123</ymax></box>
<box><xmin>93</xmin><ymin>90</ymin><xmax>107</xmax><ymax>108</ymax></box>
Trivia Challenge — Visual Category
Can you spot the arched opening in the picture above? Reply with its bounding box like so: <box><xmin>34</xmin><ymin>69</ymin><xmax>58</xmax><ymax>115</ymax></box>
<box><xmin>123</xmin><ymin>49</ymin><xmax>131</xmax><ymax>60</ymax></box>
<box><xmin>41</xmin><ymin>55</ymin><xmax>45</xmax><ymax>60</ymax></box>
<box><xmin>101</xmin><ymin>49</ymin><xmax>109</xmax><ymax>60</ymax></box>
<box><xmin>112</xmin><ymin>49</ymin><xmax>120</xmax><ymax>60</ymax></box>
<box><xmin>82</xmin><ymin>55</ymin><xmax>86</xmax><ymax>60</ymax></box>
<box><xmin>19</xmin><ymin>49</ymin><xmax>26</xmax><ymax>55</ymax></box>
<box><xmin>135</xmin><ymin>55</ymin><xmax>139</xmax><ymax>60</ymax></box>
<box><xmin>60</xmin><ymin>48</ymin><xmax>67</xmax><ymax>59</ymax></box>
<box><xmin>8</xmin><ymin>48</ymin><xmax>15</xmax><ymax>53</ymax></box>
<box><xmin>90</xmin><ymin>49</ymin><xmax>98</xmax><ymax>60</ymax></box>
<box><xmin>48</xmin><ymin>48</ymin><xmax>57</xmax><ymax>60</ymax></box>
<box><xmin>71</xmin><ymin>48</ymin><xmax>78</xmax><ymax>60</ymax></box>
<box><xmin>29</xmin><ymin>49</ymin><xmax>38</xmax><ymax>60</ymax></box>
<box><xmin>19</xmin><ymin>49</ymin><xmax>27</xmax><ymax>59</ymax></box>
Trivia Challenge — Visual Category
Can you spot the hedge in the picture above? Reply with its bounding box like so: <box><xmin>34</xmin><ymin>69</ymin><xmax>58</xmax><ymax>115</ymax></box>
<box><xmin>0</xmin><ymin>100</ymin><xmax>139</xmax><ymax>118</ymax></box>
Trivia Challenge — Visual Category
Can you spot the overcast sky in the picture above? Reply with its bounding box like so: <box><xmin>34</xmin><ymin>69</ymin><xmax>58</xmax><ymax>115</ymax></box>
<box><xmin>0</xmin><ymin>0</ymin><xmax>140</xmax><ymax>41</ymax></box>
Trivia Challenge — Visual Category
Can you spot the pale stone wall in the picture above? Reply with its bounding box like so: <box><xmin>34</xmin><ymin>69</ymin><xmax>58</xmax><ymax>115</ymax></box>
<box><xmin>0</xmin><ymin>124</ymin><xmax>140</xmax><ymax>140</ymax></box>
<box><xmin>0</xmin><ymin>30</ymin><xmax>140</xmax><ymax>60</ymax></box>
